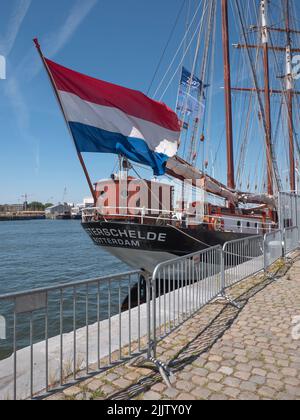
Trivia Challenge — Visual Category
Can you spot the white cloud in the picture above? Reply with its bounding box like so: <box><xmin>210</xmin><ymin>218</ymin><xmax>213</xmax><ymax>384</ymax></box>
<box><xmin>2</xmin><ymin>0</ymin><xmax>98</xmax><ymax>174</ymax></box>
<box><xmin>0</xmin><ymin>0</ymin><xmax>32</xmax><ymax>56</ymax></box>
<box><xmin>4</xmin><ymin>77</ymin><xmax>30</xmax><ymax>130</ymax></box>
<box><xmin>21</xmin><ymin>0</ymin><xmax>98</xmax><ymax>81</ymax></box>
<box><xmin>4</xmin><ymin>76</ymin><xmax>41</xmax><ymax>174</ymax></box>
<box><xmin>45</xmin><ymin>0</ymin><xmax>98</xmax><ymax>57</ymax></box>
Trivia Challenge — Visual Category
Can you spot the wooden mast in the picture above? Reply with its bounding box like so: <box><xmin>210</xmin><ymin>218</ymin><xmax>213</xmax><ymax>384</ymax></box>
<box><xmin>261</xmin><ymin>0</ymin><xmax>273</xmax><ymax>196</ymax></box>
<box><xmin>221</xmin><ymin>0</ymin><xmax>235</xmax><ymax>192</ymax></box>
<box><xmin>33</xmin><ymin>38</ymin><xmax>96</xmax><ymax>203</ymax></box>
<box><xmin>285</xmin><ymin>0</ymin><xmax>295</xmax><ymax>192</ymax></box>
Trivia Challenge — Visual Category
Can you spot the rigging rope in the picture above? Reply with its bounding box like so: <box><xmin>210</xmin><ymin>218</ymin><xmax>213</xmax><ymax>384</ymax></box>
<box><xmin>153</xmin><ymin>0</ymin><xmax>204</xmax><ymax>100</ymax></box>
<box><xmin>189</xmin><ymin>0</ymin><xmax>217</xmax><ymax>166</ymax></box>
<box><xmin>234</xmin><ymin>0</ymin><xmax>282</xmax><ymax>193</ymax></box>
<box><xmin>147</xmin><ymin>0</ymin><xmax>185</xmax><ymax>96</ymax></box>
<box><xmin>159</xmin><ymin>1</ymin><xmax>209</xmax><ymax>102</ymax></box>
<box><xmin>202</xmin><ymin>0</ymin><xmax>217</xmax><ymax>173</ymax></box>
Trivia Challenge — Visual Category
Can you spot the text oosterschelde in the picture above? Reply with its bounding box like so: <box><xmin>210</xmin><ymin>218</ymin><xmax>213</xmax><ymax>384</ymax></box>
<box><xmin>85</xmin><ymin>227</ymin><xmax>167</xmax><ymax>247</ymax></box>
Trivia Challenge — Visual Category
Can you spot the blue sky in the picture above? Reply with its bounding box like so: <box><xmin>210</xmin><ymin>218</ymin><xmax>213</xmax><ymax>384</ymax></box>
<box><xmin>0</xmin><ymin>0</ymin><xmax>194</xmax><ymax>204</ymax></box>
<box><xmin>0</xmin><ymin>0</ymin><xmax>299</xmax><ymax>204</ymax></box>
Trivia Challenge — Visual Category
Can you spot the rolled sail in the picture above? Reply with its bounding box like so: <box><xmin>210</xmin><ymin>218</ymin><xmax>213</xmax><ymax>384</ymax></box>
<box><xmin>166</xmin><ymin>156</ymin><xmax>238</xmax><ymax>204</ymax></box>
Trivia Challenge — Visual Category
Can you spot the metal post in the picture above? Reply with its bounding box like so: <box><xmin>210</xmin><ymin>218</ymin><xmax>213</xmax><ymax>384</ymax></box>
<box><xmin>263</xmin><ymin>234</ymin><xmax>267</xmax><ymax>272</ymax></box>
<box><xmin>278</xmin><ymin>192</ymin><xmax>283</xmax><ymax>231</ymax></box>
<box><xmin>13</xmin><ymin>309</ymin><xmax>17</xmax><ymax>401</ymax></box>
<box><xmin>283</xmin><ymin>228</ymin><xmax>287</xmax><ymax>257</ymax></box>
<box><xmin>221</xmin><ymin>248</ymin><xmax>226</xmax><ymax>292</ymax></box>
<box><xmin>146</xmin><ymin>277</ymin><xmax>152</xmax><ymax>359</ymax></box>
<box><xmin>152</xmin><ymin>276</ymin><xmax>157</xmax><ymax>359</ymax></box>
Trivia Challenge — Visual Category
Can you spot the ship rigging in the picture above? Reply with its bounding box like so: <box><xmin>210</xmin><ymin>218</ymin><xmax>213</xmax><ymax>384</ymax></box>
<box><xmin>36</xmin><ymin>0</ymin><xmax>300</xmax><ymax>272</ymax></box>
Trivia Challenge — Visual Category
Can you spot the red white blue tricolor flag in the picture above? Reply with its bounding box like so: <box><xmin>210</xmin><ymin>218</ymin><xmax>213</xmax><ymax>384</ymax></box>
<box><xmin>45</xmin><ymin>59</ymin><xmax>181</xmax><ymax>176</ymax></box>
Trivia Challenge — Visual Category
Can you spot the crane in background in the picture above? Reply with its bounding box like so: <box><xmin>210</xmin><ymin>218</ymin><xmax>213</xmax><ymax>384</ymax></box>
<box><xmin>62</xmin><ymin>187</ymin><xmax>68</xmax><ymax>204</ymax></box>
<box><xmin>21</xmin><ymin>194</ymin><xmax>33</xmax><ymax>211</ymax></box>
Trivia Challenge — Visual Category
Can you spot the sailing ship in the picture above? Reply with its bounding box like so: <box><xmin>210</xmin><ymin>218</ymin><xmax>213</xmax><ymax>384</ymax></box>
<box><xmin>35</xmin><ymin>0</ymin><xmax>299</xmax><ymax>273</ymax></box>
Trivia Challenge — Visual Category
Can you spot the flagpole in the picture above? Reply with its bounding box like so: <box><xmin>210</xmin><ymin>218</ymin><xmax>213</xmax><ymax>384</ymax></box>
<box><xmin>33</xmin><ymin>38</ymin><xmax>97</xmax><ymax>204</ymax></box>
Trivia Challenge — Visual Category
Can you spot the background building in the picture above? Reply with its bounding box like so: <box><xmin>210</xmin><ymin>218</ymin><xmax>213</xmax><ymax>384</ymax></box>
<box><xmin>45</xmin><ymin>203</ymin><xmax>71</xmax><ymax>219</ymax></box>
<box><xmin>0</xmin><ymin>204</ymin><xmax>24</xmax><ymax>213</ymax></box>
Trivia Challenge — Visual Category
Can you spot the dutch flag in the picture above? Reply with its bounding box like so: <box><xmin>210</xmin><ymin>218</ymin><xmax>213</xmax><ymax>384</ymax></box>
<box><xmin>45</xmin><ymin>59</ymin><xmax>181</xmax><ymax>176</ymax></box>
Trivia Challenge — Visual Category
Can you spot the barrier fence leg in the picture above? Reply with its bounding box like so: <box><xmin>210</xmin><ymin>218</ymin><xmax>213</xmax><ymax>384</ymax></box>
<box><xmin>221</xmin><ymin>249</ymin><xmax>225</xmax><ymax>292</ymax></box>
<box><xmin>283</xmin><ymin>230</ymin><xmax>290</xmax><ymax>261</ymax></box>
<box><xmin>296</xmin><ymin>195</ymin><xmax>299</xmax><ymax>243</ymax></box>
<box><xmin>145</xmin><ymin>274</ymin><xmax>173</xmax><ymax>388</ymax></box>
<box><xmin>216</xmin><ymin>249</ymin><xmax>242</xmax><ymax>309</ymax></box>
<box><xmin>128</xmin><ymin>275</ymin><xmax>154</xmax><ymax>368</ymax></box>
<box><xmin>264</xmin><ymin>237</ymin><xmax>267</xmax><ymax>273</ymax></box>
<box><xmin>152</xmin><ymin>278</ymin><xmax>157</xmax><ymax>359</ymax></box>
<box><xmin>146</xmin><ymin>277</ymin><xmax>152</xmax><ymax>360</ymax></box>
<box><xmin>263</xmin><ymin>236</ymin><xmax>272</xmax><ymax>279</ymax></box>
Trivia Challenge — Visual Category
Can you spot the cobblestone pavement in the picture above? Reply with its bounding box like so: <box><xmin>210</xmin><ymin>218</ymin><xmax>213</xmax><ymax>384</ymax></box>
<box><xmin>47</xmin><ymin>257</ymin><xmax>300</xmax><ymax>401</ymax></box>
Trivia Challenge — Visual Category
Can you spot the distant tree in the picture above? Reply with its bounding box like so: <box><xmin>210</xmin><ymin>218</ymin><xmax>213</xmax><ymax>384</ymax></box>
<box><xmin>44</xmin><ymin>203</ymin><xmax>54</xmax><ymax>209</ymax></box>
<box><xmin>27</xmin><ymin>202</ymin><xmax>45</xmax><ymax>211</ymax></box>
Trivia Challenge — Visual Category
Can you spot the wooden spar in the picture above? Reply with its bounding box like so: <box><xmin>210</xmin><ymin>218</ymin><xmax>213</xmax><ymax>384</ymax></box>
<box><xmin>250</xmin><ymin>26</ymin><xmax>300</xmax><ymax>35</ymax></box>
<box><xmin>33</xmin><ymin>38</ymin><xmax>97</xmax><ymax>204</ymax></box>
<box><xmin>234</xmin><ymin>44</ymin><xmax>300</xmax><ymax>53</ymax></box>
<box><xmin>221</xmin><ymin>0</ymin><xmax>235</xmax><ymax>191</ymax></box>
<box><xmin>165</xmin><ymin>156</ymin><xmax>276</xmax><ymax>207</ymax></box>
<box><xmin>285</xmin><ymin>0</ymin><xmax>295</xmax><ymax>192</ymax></box>
<box><xmin>261</xmin><ymin>0</ymin><xmax>273</xmax><ymax>196</ymax></box>
<box><xmin>231</xmin><ymin>87</ymin><xmax>300</xmax><ymax>95</ymax></box>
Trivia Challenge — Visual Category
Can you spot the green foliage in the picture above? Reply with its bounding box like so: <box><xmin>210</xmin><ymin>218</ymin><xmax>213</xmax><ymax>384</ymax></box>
<box><xmin>27</xmin><ymin>202</ymin><xmax>46</xmax><ymax>211</ymax></box>
<box><xmin>44</xmin><ymin>203</ymin><xmax>54</xmax><ymax>209</ymax></box>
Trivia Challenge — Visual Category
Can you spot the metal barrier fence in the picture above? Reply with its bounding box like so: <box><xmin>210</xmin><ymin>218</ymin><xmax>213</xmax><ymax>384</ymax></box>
<box><xmin>148</xmin><ymin>228</ymin><xmax>298</xmax><ymax>372</ymax></box>
<box><xmin>0</xmin><ymin>227</ymin><xmax>299</xmax><ymax>399</ymax></box>
<box><xmin>284</xmin><ymin>226</ymin><xmax>299</xmax><ymax>255</ymax></box>
<box><xmin>0</xmin><ymin>270</ymin><xmax>146</xmax><ymax>400</ymax></box>
<box><xmin>151</xmin><ymin>246</ymin><xmax>222</xmax><ymax>348</ymax></box>
<box><xmin>278</xmin><ymin>192</ymin><xmax>299</xmax><ymax>230</ymax></box>
<box><xmin>264</xmin><ymin>230</ymin><xmax>283</xmax><ymax>271</ymax></box>
<box><xmin>223</xmin><ymin>236</ymin><xmax>264</xmax><ymax>289</ymax></box>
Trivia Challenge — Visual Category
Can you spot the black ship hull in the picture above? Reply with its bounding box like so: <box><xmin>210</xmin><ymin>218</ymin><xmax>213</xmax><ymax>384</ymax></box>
<box><xmin>82</xmin><ymin>221</ymin><xmax>254</xmax><ymax>272</ymax></box>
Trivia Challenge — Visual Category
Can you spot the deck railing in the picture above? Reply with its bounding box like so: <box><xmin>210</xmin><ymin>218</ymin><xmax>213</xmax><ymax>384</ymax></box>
<box><xmin>82</xmin><ymin>206</ymin><xmax>276</xmax><ymax>233</ymax></box>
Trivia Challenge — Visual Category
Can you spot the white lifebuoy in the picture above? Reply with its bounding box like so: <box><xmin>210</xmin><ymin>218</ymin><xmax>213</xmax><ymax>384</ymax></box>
<box><xmin>214</xmin><ymin>218</ymin><xmax>224</xmax><ymax>232</ymax></box>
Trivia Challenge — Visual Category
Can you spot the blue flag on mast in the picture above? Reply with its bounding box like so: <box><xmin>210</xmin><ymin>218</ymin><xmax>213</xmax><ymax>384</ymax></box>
<box><xmin>176</xmin><ymin>67</ymin><xmax>206</xmax><ymax>121</ymax></box>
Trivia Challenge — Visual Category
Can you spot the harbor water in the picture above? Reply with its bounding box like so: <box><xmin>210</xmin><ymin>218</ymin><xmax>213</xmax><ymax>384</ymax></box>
<box><xmin>0</xmin><ymin>220</ymin><xmax>131</xmax><ymax>360</ymax></box>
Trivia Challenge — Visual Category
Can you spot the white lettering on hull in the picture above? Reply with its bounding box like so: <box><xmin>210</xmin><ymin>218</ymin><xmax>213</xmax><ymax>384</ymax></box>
<box><xmin>94</xmin><ymin>237</ymin><xmax>141</xmax><ymax>247</ymax></box>
<box><xmin>85</xmin><ymin>227</ymin><xmax>167</xmax><ymax>244</ymax></box>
